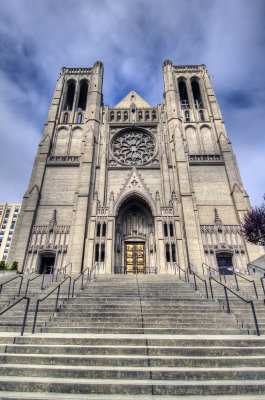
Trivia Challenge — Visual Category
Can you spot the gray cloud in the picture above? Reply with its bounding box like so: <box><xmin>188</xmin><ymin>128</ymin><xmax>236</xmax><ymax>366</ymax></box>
<box><xmin>0</xmin><ymin>0</ymin><xmax>264</xmax><ymax>205</ymax></box>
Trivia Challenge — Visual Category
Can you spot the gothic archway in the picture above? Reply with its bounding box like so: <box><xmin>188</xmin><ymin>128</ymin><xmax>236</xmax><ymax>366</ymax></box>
<box><xmin>114</xmin><ymin>196</ymin><xmax>156</xmax><ymax>274</ymax></box>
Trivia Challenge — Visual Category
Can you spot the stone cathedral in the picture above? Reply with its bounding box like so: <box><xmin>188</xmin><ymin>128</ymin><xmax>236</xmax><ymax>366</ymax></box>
<box><xmin>8</xmin><ymin>61</ymin><xmax>263</xmax><ymax>275</ymax></box>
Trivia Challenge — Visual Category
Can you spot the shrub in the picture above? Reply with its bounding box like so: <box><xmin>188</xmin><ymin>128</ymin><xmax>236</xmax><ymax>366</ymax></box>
<box><xmin>0</xmin><ymin>261</ymin><xmax>7</xmax><ymax>270</ymax></box>
<box><xmin>10</xmin><ymin>261</ymin><xmax>18</xmax><ymax>271</ymax></box>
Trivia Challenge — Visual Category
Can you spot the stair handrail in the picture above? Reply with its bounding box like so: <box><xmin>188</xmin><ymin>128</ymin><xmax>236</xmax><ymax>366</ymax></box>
<box><xmin>0</xmin><ymin>275</ymin><xmax>23</xmax><ymax>297</ymax></box>
<box><xmin>90</xmin><ymin>263</ymin><xmax>98</xmax><ymax>280</ymax></box>
<box><xmin>72</xmin><ymin>266</ymin><xmax>91</xmax><ymax>298</ymax></box>
<box><xmin>209</xmin><ymin>276</ymin><xmax>260</xmax><ymax>336</ymax></box>
<box><xmin>176</xmin><ymin>264</ymin><xmax>187</xmax><ymax>282</ymax></box>
<box><xmin>53</xmin><ymin>262</ymin><xmax>72</xmax><ymax>282</ymax></box>
<box><xmin>260</xmin><ymin>276</ymin><xmax>265</xmax><ymax>296</ymax></box>
<box><xmin>189</xmin><ymin>269</ymin><xmax>209</xmax><ymax>299</ymax></box>
<box><xmin>32</xmin><ymin>276</ymin><xmax>71</xmax><ymax>334</ymax></box>
<box><xmin>232</xmin><ymin>272</ymin><xmax>259</xmax><ymax>299</ymax></box>
<box><xmin>0</xmin><ymin>296</ymin><xmax>30</xmax><ymax>336</ymax></box>
<box><xmin>24</xmin><ymin>274</ymin><xmax>46</xmax><ymax>296</ymax></box>
<box><xmin>202</xmin><ymin>262</ymin><xmax>219</xmax><ymax>275</ymax></box>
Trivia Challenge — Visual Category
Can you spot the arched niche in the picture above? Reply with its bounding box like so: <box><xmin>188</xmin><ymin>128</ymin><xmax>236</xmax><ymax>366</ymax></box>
<box><xmin>200</xmin><ymin>125</ymin><xmax>215</xmax><ymax>153</ymax></box>
<box><xmin>70</xmin><ymin>127</ymin><xmax>82</xmax><ymax>155</ymax></box>
<box><xmin>114</xmin><ymin>195</ymin><xmax>156</xmax><ymax>274</ymax></box>
<box><xmin>54</xmin><ymin>128</ymin><xmax>69</xmax><ymax>155</ymax></box>
<box><xmin>185</xmin><ymin>125</ymin><xmax>199</xmax><ymax>154</ymax></box>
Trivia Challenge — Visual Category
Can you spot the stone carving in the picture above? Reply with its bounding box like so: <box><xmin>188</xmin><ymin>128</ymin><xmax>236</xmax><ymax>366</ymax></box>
<box><xmin>200</xmin><ymin>209</ymin><xmax>247</xmax><ymax>272</ymax></box>
<box><xmin>114</xmin><ymin>167</ymin><xmax>156</xmax><ymax>215</ymax></box>
<box><xmin>109</xmin><ymin>191</ymin><xmax>115</xmax><ymax>203</ymax></box>
<box><xmin>47</xmin><ymin>156</ymin><xmax>80</xmax><ymax>165</ymax></box>
<box><xmin>155</xmin><ymin>191</ymin><xmax>160</xmax><ymax>202</ymax></box>
<box><xmin>49</xmin><ymin>209</ymin><xmax>57</xmax><ymax>232</ymax></box>
<box><xmin>188</xmin><ymin>154</ymin><xmax>224</xmax><ymax>163</ymax></box>
<box><xmin>112</xmin><ymin>130</ymin><xmax>155</xmax><ymax>165</ymax></box>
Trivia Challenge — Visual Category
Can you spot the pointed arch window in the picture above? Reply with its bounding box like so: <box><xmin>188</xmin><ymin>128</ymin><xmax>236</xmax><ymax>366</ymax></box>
<box><xmin>101</xmin><ymin>244</ymin><xmax>105</xmax><ymax>262</ymax></box>
<box><xmin>95</xmin><ymin>244</ymin><xmax>99</xmax><ymax>262</ymax></box>
<box><xmin>77</xmin><ymin>80</ymin><xmax>88</xmax><ymax>111</ymax></box>
<box><xmin>165</xmin><ymin>243</ymin><xmax>170</xmax><ymax>262</ymax></box>
<box><xmin>191</xmin><ymin>79</ymin><xmax>203</xmax><ymax>109</ymax></box>
<box><xmin>178</xmin><ymin>79</ymin><xmax>190</xmax><ymax>109</ymax></box>
<box><xmin>169</xmin><ymin>222</ymin><xmax>174</xmax><ymax>237</ymax></box>
<box><xmin>63</xmin><ymin>113</ymin><xmax>68</xmax><ymax>123</ymax></box>
<box><xmin>185</xmin><ymin>110</ymin><xmax>190</xmax><ymax>122</ymax></box>
<box><xmin>199</xmin><ymin>110</ymin><xmax>204</xmax><ymax>121</ymax></box>
<box><xmin>77</xmin><ymin>113</ymin><xmax>82</xmax><ymax>123</ymax></box>
<box><xmin>64</xmin><ymin>81</ymin><xmax>76</xmax><ymax>111</ymax></box>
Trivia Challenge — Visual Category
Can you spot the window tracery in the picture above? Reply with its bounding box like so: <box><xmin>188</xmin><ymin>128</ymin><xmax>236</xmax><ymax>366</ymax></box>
<box><xmin>112</xmin><ymin>130</ymin><xmax>155</xmax><ymax>165</ymax></box>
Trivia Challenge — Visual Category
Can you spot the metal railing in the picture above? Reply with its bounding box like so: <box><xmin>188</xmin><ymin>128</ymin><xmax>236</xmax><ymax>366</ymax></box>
<box><xmin>0</xmin><ymin>296</ymin><xmax>30</xmax><ymax>336</ymax></box>
<box><xmin>202</xmin><ymin>262</ymin><xmax>219</xmax><ymax>276</ymax></box>
<box><xmin>202</xmin><ymin>262</ymin><xmax>259</xmax><ymax>299</ymax></box>
<box><xmin>209</xmin><ymin>276</ymin><xmax>260</xmax><ymax>336</ymax></box>
<box><xmin>189</xmin><ymin>270</ymin><xmax>209</xmax><ymax>299</ymax></box>
<box><xmin>53</xmin><ymin>263</ymin><xmax>72</xmax><ymax>282</ymax></box>
<box><xmin>261</xmin><ymin>276</ymin><xmax>265</xmax><ymax>296</ymax></box>
<box><xmin>176</xmin><ymin>264</ymin><xmax>188</xmax><ymax>282</ymax></box>
<box><xmin>24</xmin><ymin>274</ymin><xmax>46</xmax><ymax>296</ymax></box>
<box><xmin>72</xmin><ymin>266</ymin><xmax>91</xmax><ymax>298</ymax></box>
<box><xmin>32</xmin><ymin>276</ymin><xmax>72</xmax><ymax>334</ymax></box>
<box><xmin>232</xmin><ymin>272</ymin><xmax>258</xmax><ymax>299</ymax></box>
<box><xmin>0</xmin><ymin>275</ymin><xmax>23</xmax><ymax>297</ymax></box>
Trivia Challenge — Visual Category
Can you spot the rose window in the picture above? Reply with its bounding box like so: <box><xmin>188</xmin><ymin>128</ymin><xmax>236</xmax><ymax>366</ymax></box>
<box><xmin>112</xmin><ymin>130</ymin><xmax>155</xmax><ymax>165</ymax></box>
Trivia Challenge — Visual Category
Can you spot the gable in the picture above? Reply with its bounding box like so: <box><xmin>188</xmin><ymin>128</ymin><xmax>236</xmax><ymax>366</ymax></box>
<box><xmin>114</xmin><ymin>91</ymin><xmax>152</xmax><ymax>109</ymax></box>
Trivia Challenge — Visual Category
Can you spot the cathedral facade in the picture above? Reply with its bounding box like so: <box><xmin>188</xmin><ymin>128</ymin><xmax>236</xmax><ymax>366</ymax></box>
<box><xmin>8</xmin><ymin>61</ymin><xmax>263</xmax><ymax>274</ymax></box>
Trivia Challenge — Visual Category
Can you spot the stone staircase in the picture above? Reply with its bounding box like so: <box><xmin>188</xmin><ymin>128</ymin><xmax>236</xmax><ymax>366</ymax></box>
<box><xmin>0</xmin><ymin>273</ymin><xmax>71</xmax><ymax>333</ymax></box>
<box><xmin>189</xmin><ymin>272</ymin><xmax>265</xmax><ymax>334</ymax></box>
<box><xmin>0</xmin><ymin>274</ymin><xmax>265</xmax><ymax>399</ymax></box>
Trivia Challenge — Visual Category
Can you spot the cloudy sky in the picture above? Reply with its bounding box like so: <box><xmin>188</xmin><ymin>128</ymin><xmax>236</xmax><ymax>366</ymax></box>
<box><xmin>0</xmin><ymin>0</ymin><xmax>264</xmax><ymax>206</ymax></box>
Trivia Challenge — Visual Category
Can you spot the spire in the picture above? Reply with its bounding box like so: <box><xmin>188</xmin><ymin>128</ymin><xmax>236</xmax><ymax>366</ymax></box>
<box><xmin>49</xmin><ymin>209</ymin><xmax>57</xmax><ymax>232</ymax></box>
<box><xmin>214</xmin><ymin>208</ymin><xmax>222</xmax><ymax>226</ymax></box>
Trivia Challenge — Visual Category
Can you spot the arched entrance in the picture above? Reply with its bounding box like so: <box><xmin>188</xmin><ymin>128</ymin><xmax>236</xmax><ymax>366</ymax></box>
<box><xmin>216</xmin><ymin>252</ymin><xmax>234</xmax><ymax>275</ymax></box>
<box><xmin>38</xmin><ymin>252</ymin><xmax>56</xmax><ymax>274</ymax></box>
<box><xmin>115</xmin><ymin>197</ymin><xmax>156</xmax><ymax>274</ymax></box>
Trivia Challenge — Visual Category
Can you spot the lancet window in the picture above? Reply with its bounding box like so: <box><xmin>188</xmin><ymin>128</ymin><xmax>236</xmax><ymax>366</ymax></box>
<box><xmin>191</xmin><ymin>78</ymin><xmax>203</xmax><ymax>109</ymax></box>
<box><xmin>178</xmin><ymin>79</ymin><xmax>190</xmax><ymax>108</ymax></box>
<box><xmin>64</xmin><ymin>80</ymin><xmax>76</xmax><ymax>111</ymax></box>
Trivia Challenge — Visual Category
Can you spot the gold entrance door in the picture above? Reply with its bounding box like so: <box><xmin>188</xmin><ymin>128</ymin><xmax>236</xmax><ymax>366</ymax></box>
<box><xmin>125</xmin><ymin>243</ymin><xmax>145</xmax><ymax>274</ymax></box>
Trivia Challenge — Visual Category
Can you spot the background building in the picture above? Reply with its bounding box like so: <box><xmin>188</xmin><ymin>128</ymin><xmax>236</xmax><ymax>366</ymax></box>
<box><xmin>0</xmin><ymin>203</ymin><xmax>21</xmax><ymax>262</ymax></box>
<box><xmin>8</xmin><ymin>61</ymin><xmax>263</xmax><ymax>274</ymax></box>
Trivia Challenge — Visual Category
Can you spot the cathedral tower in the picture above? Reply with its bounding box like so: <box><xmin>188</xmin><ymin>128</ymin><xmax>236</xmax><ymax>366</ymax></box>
<box><xmin>8</xmin><ymin>61</ymin><xmax>263</xmax><ymax>274</ymax></box>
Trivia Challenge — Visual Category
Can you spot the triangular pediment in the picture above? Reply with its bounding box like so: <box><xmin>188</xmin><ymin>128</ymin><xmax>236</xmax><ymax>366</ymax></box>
<box><xmin>114</xmin><ymin>91</ymin><xmax>152</xmax><ymax>109</ymax></box>
<box><xmin>114</xmin><ymin>167</ymin><xmax>156</xmax><ymax>214</ymax></box>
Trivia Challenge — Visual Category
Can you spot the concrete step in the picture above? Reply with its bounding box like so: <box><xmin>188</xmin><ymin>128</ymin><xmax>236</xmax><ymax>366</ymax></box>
<box><xmin>0</xmin><ymin>376</ymin><xmax>265</xmax><ymax>395</ymax></box>
<box><xmin>6</xmin><ymin>343</ymin><xmax>265</xmax><ymax>356</ymax></box>
<box><xmin>1</xmin><ymin>364</ymin><xmax>265</xmax><ymax>380</ymax></box>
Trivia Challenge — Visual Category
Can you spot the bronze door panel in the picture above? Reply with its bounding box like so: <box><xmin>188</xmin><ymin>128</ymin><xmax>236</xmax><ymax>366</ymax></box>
<box><xmin>125</xmin><ymin>242</ymin><xmax>145</xmax><ymax>274</ymax></box>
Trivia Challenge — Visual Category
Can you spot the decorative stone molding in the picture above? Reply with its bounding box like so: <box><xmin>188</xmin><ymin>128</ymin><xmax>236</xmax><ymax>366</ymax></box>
<box><xmin>47</xmin><ymin>156</ymin><xmax>80</xmax><ymax>166</ymax></box>
<box><xmin>188</xmin><ymin>154</ymin><xmax>224</xmax><ymax>164</ymax></box>
<box><xmin>114</xmin><ymin>167</ymin><xmax>156</xmax><ymax>215</ymax></box>
<box><xmin>61</xmin><ymin>67</ymin><xmax>92</xmax><ymax>75</ymax></box>
<box><xmin>111</xmin><ymin>129</ymin><xmax>155</xmax><ymax>166</ymax></box>
<box><xmin>201</xmin><ymin>209</ymin><xmax>247</xmax><ymax>272</ymax></box>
